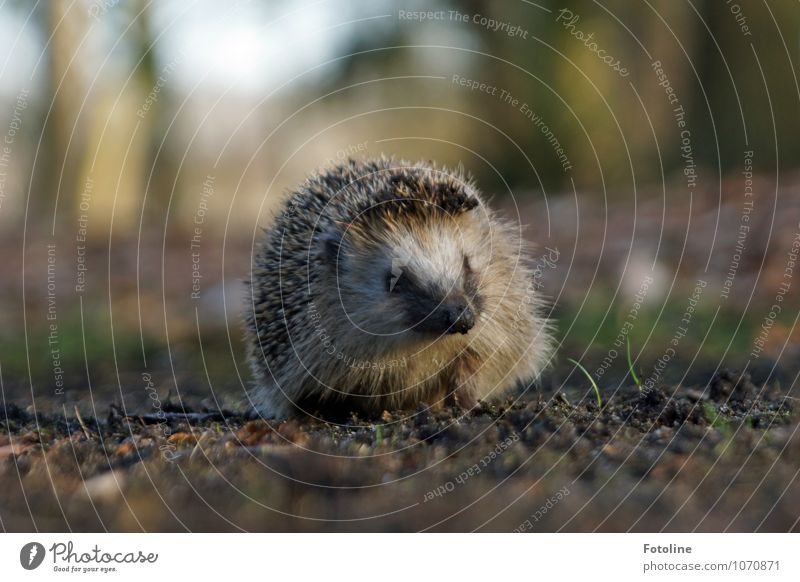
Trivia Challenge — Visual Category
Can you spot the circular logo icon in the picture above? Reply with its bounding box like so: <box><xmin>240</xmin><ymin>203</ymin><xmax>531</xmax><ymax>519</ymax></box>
<box><xmin>20</xmin><ymin>542</ymin><xmax>46</xmax><ymax>570</ymax></box>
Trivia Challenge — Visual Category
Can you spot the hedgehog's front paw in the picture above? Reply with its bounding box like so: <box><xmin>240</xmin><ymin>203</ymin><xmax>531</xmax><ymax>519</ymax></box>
<box><xmin>453</xmin><ymin>385</ymin><xmax>479</xmax><ymax>411</ymax></box>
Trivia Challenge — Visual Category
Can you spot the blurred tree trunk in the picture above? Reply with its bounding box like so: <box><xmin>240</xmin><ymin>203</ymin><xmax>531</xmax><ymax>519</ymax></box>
<box><xmin>31</xmin><ymin>0</ymin><xmax>91</xmax><ymax>230</ymax></box>
<box><xmin>73</xmin><ymin>0</ymin><xmax>161</xmax><ymax>236</ymax></box>
<box><xmin>31</xmin><ymin>0</ymin><xmax>164</xmax><ymax>237</ymax></box>
<box><xmin>633</xmin><ymin>0</ymin><xmax>700</xmax><ymax>179</ymax></box>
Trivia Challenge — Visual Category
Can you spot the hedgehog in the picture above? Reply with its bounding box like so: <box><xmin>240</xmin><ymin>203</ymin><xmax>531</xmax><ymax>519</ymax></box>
<box><xmin>243</xmin><ymin>157</ymin><xmax>553</xmax><ymax>418</ymax></box>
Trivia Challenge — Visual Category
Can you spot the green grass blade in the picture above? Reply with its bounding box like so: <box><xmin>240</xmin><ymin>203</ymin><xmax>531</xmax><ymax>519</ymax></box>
<box><xmin>626</xmin><ymin>335</ymin><xmax>642</xmax><ymax>389</ymax></box>
<box><xmin>567</xmin><ymin>357</ymin><xmax>602</xmax><ymax>409</ymax></box>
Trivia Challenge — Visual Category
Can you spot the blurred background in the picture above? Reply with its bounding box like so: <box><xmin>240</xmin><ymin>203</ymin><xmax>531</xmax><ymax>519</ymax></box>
<box><xmin>0</xmin><ymin>0</ymin><xmax>798</xmax><ymax>413</ymax></box>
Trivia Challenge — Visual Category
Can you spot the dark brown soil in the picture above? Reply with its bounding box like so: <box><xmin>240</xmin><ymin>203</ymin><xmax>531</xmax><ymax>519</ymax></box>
<box><xmin>1</xmin><ymin>369</ymin><xmax>797</xmax><ymax>532</ymax></box>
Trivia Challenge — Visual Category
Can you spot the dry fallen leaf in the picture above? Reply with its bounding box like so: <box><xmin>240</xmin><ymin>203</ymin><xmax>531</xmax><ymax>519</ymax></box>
<box><xmin>168</xmin><ymin>432</ymin><xmax>198</xmax><ymax>446</ymax></box>
<box><xmin>236</xmin><ymin>421</ymin><xmax>273</xmax><ymax>446</ymax></box>
<box><xmin>0</xmin><ymin>442</ymin><xmax>33</xmax><ymax>460</ymax></box>
<box><xmin>115</xmin><ymin>442</ymin><xmax>136</xmax><ymax>457</ymax></box>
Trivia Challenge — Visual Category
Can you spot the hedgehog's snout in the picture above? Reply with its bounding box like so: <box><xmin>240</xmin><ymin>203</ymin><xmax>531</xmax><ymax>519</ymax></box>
<box><xmin>444</xmin><ymin>301</ymin><xmax>475</xmax><ymax>335</ymax></box>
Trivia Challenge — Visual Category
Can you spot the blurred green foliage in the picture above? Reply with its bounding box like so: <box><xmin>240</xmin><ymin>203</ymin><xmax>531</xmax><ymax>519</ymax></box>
<box><xmin>330</xmin><ymin>0</ymin><xmax>799</xmax><ymax>191</ymax></box>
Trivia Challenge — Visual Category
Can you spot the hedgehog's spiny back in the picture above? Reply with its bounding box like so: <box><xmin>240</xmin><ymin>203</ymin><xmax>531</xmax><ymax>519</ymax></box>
<box><xmin>301</xmin><ymin>158</ymin><xmax>475</xmax><ymax>225</ymax></box>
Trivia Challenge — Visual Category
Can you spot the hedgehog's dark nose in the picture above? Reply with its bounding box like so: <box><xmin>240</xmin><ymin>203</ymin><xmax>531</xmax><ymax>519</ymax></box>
<box><xmin>445</xmin><ymin>303</ymin><xmax>475</xmax><ymax>334</ymax></box>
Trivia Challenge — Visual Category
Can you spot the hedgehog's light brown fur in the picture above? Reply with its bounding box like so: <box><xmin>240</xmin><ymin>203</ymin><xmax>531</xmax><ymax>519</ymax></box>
<box><xmin>244</xmin><ymin>157</ymin><xmax>553</xmax><ymax>418</ymax></box>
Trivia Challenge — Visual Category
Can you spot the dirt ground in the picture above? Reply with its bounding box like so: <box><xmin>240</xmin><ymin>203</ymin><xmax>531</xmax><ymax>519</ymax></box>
<box><xmin>1</xmin><ymin>368</ymin><xmax>797</xmax><ymax>532</ymax></box>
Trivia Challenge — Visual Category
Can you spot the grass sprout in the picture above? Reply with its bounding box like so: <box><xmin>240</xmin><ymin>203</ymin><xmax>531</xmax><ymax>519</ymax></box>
<box><xmin>626</xmin><ymin>335</ymin><xmax>642</xmax><ymax>390</ymax></box>
<box><xmin>568</xmin><ymin>357</ymin><xmax>602</xmax><ymax>409</ymax></box>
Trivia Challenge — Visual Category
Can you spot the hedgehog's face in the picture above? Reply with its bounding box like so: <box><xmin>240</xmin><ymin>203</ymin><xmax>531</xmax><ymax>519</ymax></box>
<box><xmin>321</xmin><ymin>207</ymin><xmax>491</xmax><ymax>343</ymax></box>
